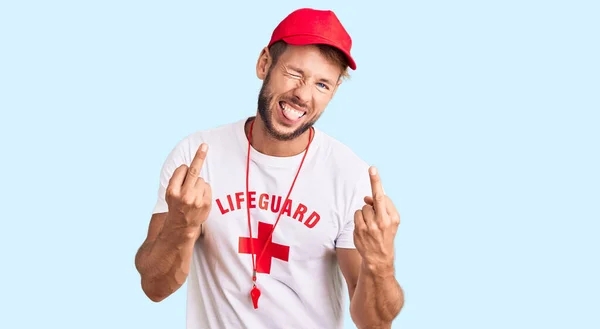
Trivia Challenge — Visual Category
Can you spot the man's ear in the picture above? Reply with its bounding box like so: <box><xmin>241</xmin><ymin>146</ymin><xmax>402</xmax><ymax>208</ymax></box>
<box><xmin>256</xmin><ymin>47</ymin><xmax>272</xmax><ymax>80</ymax></box>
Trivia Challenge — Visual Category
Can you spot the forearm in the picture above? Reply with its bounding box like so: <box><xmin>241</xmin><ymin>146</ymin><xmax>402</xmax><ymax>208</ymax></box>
<box><xmin>350</xmin><ymin>262</ymin><xmax>404</xmax><ymax>329</ymax></box>
<box><xmin>135</xmin><ymin>215</ymin><xmax>199</xmax><ymax>302</ymax></box>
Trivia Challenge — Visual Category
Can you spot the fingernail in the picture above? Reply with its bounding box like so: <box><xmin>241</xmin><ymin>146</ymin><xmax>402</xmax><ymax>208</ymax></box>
<box><xmin>201</xmin><ymin>144</ymin><xmax>208</xmax><ymax>151</ymax></box>
<box><xmin>369</xmin><ymin>166</ymin><xmax>377</xmax><ymax>175</ymax></box>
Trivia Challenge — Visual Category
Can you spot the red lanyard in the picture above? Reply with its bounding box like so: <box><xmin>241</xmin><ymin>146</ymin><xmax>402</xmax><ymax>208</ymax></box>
<box><xmin>245</xmin><ymin>118</ymin><xmax>313</xmax><ymax>309</ymax></box>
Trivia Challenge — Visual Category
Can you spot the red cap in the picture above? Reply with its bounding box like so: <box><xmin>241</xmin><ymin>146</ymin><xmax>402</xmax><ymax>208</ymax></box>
<box><xmin>268</xmin><ymin>8</ymin><xmax>356</xmax><ymax>70</ymax></box>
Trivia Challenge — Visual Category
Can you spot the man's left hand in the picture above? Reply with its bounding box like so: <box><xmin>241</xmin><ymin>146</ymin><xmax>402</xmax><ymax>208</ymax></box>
<box><xmin>353</xmin><ymin>166</ymin><xmax>401</xmax><ymax>275</ymax></box>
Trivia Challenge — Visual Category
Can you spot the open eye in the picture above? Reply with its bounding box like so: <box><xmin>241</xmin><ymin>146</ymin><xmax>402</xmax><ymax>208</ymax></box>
<box><xmin>317</xmin><ymin>82</ymin><xmax>329</xmax><ymax>90</ymax></box>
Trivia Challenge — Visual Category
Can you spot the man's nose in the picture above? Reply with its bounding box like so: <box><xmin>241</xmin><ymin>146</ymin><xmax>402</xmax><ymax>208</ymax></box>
<box><xmin>291</xmin><ymin>82</ymin><xmax>311</xmax><ymax>106</ymax></box>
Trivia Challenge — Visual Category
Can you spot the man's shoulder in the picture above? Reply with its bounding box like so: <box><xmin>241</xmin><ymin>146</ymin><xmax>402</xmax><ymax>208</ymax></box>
<box><xmin>315</xmin><ymin>129</ymin><xmax>371</xmax><ymax>174</ymax></box>
<box><xmin>185</xmin><ymin>118</ymin><xmax>244</xmax><ymax>141</ymax></box>
<box><xmin>172</xmin><ymin>118</ymin><xmax>244</xmax><ymax>149</ymax></box>
<box><xmin>164</xmin><ymin>118</ymin><xmax>245</xmax><ymax>162</ymax></box>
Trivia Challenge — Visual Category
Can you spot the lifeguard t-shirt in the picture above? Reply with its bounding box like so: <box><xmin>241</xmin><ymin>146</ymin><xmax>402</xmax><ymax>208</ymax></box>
<box><xmin>152</xmin><ymin>117</ymin><xmax>372</xmax><ymax>329</ymax></box>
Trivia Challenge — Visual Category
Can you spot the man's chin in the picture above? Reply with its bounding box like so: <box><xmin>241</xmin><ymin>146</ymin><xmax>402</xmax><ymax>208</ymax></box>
<box><xmin>267</xmin><ymin>125</ymin><xmax>300</xmax><ymax>141</ymax></box>
<box><xmin>269</xmin><ymin>119</ymin><xmax>314</xmax><ymax>141</ymax></box>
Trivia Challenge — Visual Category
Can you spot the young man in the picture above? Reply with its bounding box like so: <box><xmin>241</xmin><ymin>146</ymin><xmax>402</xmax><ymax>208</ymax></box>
<box><xmin>135</xmin><ymin>8</ymin><xmax>404</xmax><ymax>329</ymax></box>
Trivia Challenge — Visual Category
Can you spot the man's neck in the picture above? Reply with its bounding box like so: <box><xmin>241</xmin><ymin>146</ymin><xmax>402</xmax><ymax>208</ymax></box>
<box><xmin>245</xmin><ymin>116</ymin><xmax>312</xmax><ymax>157</ymax></box>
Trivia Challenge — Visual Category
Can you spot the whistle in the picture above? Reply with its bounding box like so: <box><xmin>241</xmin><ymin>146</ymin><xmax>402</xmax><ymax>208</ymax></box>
<box><xmin>251</xmin><ymin>286</ymin><xmax>261</xmax><ymax>309</ymax></box>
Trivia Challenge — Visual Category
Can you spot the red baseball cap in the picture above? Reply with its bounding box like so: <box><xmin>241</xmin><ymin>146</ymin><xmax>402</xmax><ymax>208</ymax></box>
<box><xmin>268</xmin><ymin>8</ymin><xmax>357</xmax><ymax>70</ymax></box>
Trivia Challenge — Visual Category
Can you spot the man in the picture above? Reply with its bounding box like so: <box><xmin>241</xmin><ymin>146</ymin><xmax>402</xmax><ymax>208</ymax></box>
<box><xmin>135</xmin><ymin>8</ymin><xmax>404</xmax><ymax>329</ymax></box>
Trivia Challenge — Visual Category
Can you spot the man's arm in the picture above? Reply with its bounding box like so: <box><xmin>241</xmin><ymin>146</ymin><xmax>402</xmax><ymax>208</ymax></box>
<box><xmin>338</xmin><ymin>166</ymin><xmax>404</xmax><ymax>328</ymax></box>
<box><xmin>134</xmin><ymin>212</ymin><xmax>200</xmax><ymax>302</ymax></box>
<box><xmin>338</xmin><ymin>248</ymin><xmax>404</xmax><ymax>329</ymax></box>
<box><xmin>135</xmin><ymin>143</ymin><xmax>212</xmax><ymax>302</ymax></box>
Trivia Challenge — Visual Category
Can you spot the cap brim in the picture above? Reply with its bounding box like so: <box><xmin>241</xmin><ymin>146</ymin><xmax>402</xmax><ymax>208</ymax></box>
<box><xmin>280</xmin><ymin>35</ymin><xmax>357</xmax><ymax>70</ymax></box>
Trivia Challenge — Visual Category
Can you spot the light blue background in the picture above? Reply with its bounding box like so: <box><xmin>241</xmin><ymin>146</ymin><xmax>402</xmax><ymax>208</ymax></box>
<box><xmin>1</xmin><ymin>0</ymin><xmax>598</xmax><ymax>328</ymax></box>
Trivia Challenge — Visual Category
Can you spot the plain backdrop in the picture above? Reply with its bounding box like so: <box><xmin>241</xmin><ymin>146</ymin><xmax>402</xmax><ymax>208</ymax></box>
<box><xmin>1</xmin><ymin>1</ymin><xmax>598</xmax><ymax>328</ymax></box>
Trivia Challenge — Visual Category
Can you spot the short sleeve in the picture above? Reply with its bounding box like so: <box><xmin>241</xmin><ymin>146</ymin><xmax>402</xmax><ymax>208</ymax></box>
<box><xmin>335</xmin><ymin>169</ymin><xmax>372</xmax><ymax>249</ymax></box>
<box><xmin>152</xmin><ymin>137</ymin><xmax>192</xmax><ymax>214</ymax></box>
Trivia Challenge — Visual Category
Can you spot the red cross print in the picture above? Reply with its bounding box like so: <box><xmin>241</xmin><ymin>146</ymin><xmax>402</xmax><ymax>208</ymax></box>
<box><xmin>238</xmin><ymin>221</ymin><xmax>290</xmax><ymax>274</ymax></box>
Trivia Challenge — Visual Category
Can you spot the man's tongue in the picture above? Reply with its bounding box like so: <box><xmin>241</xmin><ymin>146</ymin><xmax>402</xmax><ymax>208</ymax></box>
<box><xmin>280</xmin><ymin>101</ymin><xmax>304</xmax><ymax>122</ymax></box>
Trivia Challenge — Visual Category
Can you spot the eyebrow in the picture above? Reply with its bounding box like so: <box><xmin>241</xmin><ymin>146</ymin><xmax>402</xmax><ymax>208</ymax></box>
<box><xmin>288</xmin><ymin>65</ymin><xmax>335</xmax><ymax>86</ymax></box>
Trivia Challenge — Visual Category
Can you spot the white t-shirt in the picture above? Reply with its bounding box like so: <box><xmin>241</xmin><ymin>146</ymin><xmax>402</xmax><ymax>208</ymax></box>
<box><xmin>153</xmin><ymin>117</ymin><xmax>372</xmax><ymax>329</ymax></box>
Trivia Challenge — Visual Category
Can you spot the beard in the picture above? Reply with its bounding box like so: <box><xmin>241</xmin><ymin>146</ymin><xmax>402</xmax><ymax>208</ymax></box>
<box><xmin>257</xmin><ymin>71</ymin><xmax>318</xmax><ymax>141</ymax></box>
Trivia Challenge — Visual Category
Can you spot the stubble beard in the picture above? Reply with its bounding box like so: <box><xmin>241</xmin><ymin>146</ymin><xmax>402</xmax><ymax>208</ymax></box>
<box><xmin>256</xmin><ymin>71</ymin><xmax>318</xmax><ymax>141</ymax></box>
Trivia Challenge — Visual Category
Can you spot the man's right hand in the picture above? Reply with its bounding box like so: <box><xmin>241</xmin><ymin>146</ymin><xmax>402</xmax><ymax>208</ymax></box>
<box><xmin>165</xmin><ymin>143</ymin><xmax>212</xmax><ymax>232</ymax></box>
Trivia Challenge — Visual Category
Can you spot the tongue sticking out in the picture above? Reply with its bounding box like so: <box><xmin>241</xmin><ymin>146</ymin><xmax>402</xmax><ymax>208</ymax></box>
<box><xmin>280</xmin><ymin>101</ymin><xmax>305</xmax><ymax>122</ymax></box>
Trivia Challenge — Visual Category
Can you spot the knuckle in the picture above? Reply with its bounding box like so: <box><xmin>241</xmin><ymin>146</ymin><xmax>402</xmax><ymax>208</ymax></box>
<box><xmin>166</xmin><ymin>187</ymin><xmax>177</xmax><ymax>198</ymax></box>
<box><xmin>181</xmin><ymin>194</ymin><xmax>195</xmax><ymax>205</ymax></box>
<box><xmin>194</xmin><ymin>199</ymin><xmax>205</xmax><ymax>208</ymax></box>
<box><xmin>355</xmin><ymin>223</ymin><xmax>365</xmax><ymax>233</ymax></box>
<box><xmin>204</xmin><ymin>186</ymin><xmax>212</xmax><ymax>200</ymax></box>
<box><xmin>188</xmin><ymin>166</ymin><xmax>199</xmax><ymax>177</ymax></box>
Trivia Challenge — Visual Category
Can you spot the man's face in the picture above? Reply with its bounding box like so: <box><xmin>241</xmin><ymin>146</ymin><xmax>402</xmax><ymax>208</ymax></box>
<box><xmin>257</xmin><ymin>44</ymin><xmax>342</xmax><ymax>141</ymax></box>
